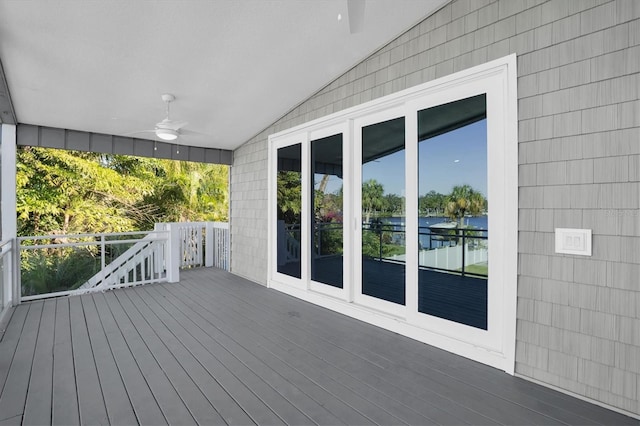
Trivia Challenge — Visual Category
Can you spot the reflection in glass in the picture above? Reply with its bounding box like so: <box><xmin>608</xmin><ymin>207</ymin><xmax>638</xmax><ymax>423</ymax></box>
<box><xmin>361</xmin><ymin>117</ymin><xmax>406</xmax><ymax>305</ymax></box>
<box><xmin>417</xmin><ymin>94</ymin><xmax>488</xmax><ymax>329</ymax></box>
<box><xmin>276</xmin><ymin>144</ymin><xmax>302</xmax><ymax>278</ymax></box>
<box><xmin>311</xmin><ymin>134</ymin><xmax>343</xmax><ymax>287</ymax></box>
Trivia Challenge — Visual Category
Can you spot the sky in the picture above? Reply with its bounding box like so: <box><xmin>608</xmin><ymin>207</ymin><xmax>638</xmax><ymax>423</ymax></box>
<box><xmin>363</xmin><ymin>119</ymin><xmax>487</xmax><ymax>197</ymax></box>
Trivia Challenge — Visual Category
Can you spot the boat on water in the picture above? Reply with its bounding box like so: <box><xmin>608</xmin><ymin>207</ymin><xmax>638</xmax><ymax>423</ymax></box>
<box><xmin>428</xmin><ymin>221</ymin><xmax>458</xmax><ymax>230</ymax></box>
<box><xmin>428</xmin><ymin>221</ymin><xmax>458</xmax><ymax>239</ymax></box>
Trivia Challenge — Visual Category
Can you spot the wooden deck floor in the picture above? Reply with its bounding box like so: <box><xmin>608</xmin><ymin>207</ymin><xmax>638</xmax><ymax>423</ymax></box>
<box><xmin>0</xmin><ymin>267</ymin><xmax>636</xmax><ymax>425</ymax></box>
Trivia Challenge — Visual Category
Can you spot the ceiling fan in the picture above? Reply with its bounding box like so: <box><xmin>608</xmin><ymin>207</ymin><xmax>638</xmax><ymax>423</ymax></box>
<box><xmin>131</xmin><ymin>93</ymin><xmax>188</xmax><ymax>141</ymax></box>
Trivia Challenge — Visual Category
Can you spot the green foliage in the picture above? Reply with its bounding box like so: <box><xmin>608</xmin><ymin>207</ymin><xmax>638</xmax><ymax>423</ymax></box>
<box><xmin>17</xmin><ymin>147</ymin><xmax>229</xmax><ymax>236</ymax></box>
<box><xmin>382</xmin><ymin>193</ymin><xmax>404</xmax><ymax>216</ymax></box>
<box><xmin>21</xmin><ymin>247</ymin><xmax>100</xmax><ymax>296</ymax></box>
<box><xmin>313</xmin><ymin>178</ymin><xmax>343</xmax><ymax>256</ymax></box>
<box><xmin>277</xmin><ymin>171</ymin><xmax>302</xmax><ymax>224</ymax></box>
<box><xmin>419</xmin><ymin>190</ymin><xmax>447</xmax><ymax>216</ymax></box>
<box><xmin>136</xmin><ymin>159</ymin><xmax>229</xmax><ymax>228</ymax></box>
<box><xmin>362</xmin><ymin>227</ymin><xmax>405</xmax><ymax>259</ymax></box>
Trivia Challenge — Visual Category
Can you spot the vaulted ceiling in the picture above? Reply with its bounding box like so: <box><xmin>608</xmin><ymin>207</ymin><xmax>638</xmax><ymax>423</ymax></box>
<box><xmin>0</xmin><ymin>0</ymin><xmax>447</xmax><ymax>151</ymax></box>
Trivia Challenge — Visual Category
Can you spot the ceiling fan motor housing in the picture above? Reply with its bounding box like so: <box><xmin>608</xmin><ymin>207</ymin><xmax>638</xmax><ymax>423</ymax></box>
<box><xmin>156</xmin><ymin>127</ymin><xmax>178</xmax><ymax>140</ymax></box>
<box><xmin>161</xmin><ymin>93</ymin><xmax>175</xmax><ymax>103</ymax></box>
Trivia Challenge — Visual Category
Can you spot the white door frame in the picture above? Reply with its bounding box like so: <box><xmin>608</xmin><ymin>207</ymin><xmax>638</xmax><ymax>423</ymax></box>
<box><xmin>268</xmin><ymin>55</ymin><xmax>518</xmax><ymax>373</ymax></box>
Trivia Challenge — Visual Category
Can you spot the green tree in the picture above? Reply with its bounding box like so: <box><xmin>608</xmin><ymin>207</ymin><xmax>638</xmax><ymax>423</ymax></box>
<box><xmin>17</xmin><ymin>147</ymin><xmax>229</xmax><ymax>236</ymax></box>
<box><xmin>137</xmin><ymin>159</ymin><xmax>228</xmax><ymax>228</ymax></box>
<box><xmin>362</xmin><ymin>179</ymin><xmax>384</xmax><ymax>223</ymax></box>
<box><xmin>383</xmin><ymin>193</ymin><xmax>404</xmax><ymax>216</ymax></box>
<box><xmin>277</xmin><ymin>171</ymin><xmax>302</xmax><ymax>224</ymax></box>
<box><xmin>419</xmin><ymin>190</ymin><xmax>446</xmax><ymax>216</ymax></box>
<box><xmin>17</xmin><ymin>147</ymin><xmax>154</xmax><ymax>235</ymax></box>
<box><xmin>444</xmin><ymin>184</ymin><xmax>486</xmax><ymax>227</ymax></box>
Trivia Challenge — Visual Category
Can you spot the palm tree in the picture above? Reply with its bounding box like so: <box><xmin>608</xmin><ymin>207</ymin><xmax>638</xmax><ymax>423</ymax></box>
<box><xmin>362</xmin><ymin>179</ymin><xmax>384</xmax><ymax>223</ymax></box>
<box><xmin>444</xmin><ymin>184</ymin><xmax>486</xmax><ymax>228</ymax></box>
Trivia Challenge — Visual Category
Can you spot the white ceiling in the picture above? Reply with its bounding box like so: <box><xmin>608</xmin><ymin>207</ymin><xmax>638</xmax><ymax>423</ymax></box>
<box><xmin>0</xmin><ymin>0</ymin><xmax>447</xmax><ymax>151</ymax></box>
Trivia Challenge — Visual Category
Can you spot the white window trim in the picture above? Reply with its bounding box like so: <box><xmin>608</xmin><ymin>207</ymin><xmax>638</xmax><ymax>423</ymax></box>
<box><xmin>268</xmin><ymin>54</ymin><xmax>518</xmax><ymax>373</ymax></box>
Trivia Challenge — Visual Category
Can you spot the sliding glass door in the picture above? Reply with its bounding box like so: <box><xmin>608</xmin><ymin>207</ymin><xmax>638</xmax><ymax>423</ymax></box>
<box><xmin>360</xmin><ymin>117</ymin><xmax>406</xmax><ymax>307</ymax></box>
<box><xmin>310</xmin><ymin>133</ymin><xmax>344</xmax><ymax>289</ymax></box>
<box><xmin>269</xmin><ymin>56</ymin><xmax>518</xmax><ymax>372</ymax></box>
<box><xmin>276</xmin><ymin>143</ymin><xmax>302</xmax><ymax>279</ymax></box>
<box><xmin>417</xmin><ymin>95</ymin><xmax>488</xmax><ymax>330</ymax></box>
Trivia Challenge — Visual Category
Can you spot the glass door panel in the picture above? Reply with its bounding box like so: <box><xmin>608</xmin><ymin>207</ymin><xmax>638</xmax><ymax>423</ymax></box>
<box><xmin>311</xmin><ymin>134</ymin><xmax>344</xmax><ymax>288</ymax></box>
<box><xmin>276</xmin><ymin>144</ymin><xmax>302</xmax><ymax>278</ymax></box>
<box><xmin>417</xmin><ymin>94</ymin><xmax>488</xmax><ymax>329</ymax></box>
<box><xmin>361</xmin><ymin>117</ymin><xmax>406</xmax><ymax>305</ymax></box>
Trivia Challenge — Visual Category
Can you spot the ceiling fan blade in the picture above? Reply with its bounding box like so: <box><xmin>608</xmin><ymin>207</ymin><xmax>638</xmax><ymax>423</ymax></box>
<box><xmin>347</xmin><ymin>0</ymin><xmax>365</xmax><ymax>34</ymax></box>
<box><xmin>179</xmin><ymin>128</ymin><xmax>209</xmax><ymax>137</ymax></box>
<box><xmin>157</xmin><ymin>119</ymin><xmax>188</xmax><ymax>130</ymax></box>
<box><xmin>124</xmin><ymin>130</ymin><xmax>156</xmax><ymax>136</ymax></box>
<box><xmin>169</xmin><ymin>120</ymin><xmax>188</xmax><ymax>130</ymax></box>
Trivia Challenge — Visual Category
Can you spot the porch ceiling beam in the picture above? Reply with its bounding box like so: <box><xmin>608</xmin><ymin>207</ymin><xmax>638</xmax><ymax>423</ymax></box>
<box><xmin>0</xmin><ymin>58</ymin><xmax>17</xmax><ymax>124</ymax></box>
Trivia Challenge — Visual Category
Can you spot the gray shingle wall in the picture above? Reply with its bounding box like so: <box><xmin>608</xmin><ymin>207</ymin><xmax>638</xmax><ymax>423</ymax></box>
<box><xmin>231</xmin><ymin>0</ymin><xmax>640</xmax><ymax>415</ymax></box>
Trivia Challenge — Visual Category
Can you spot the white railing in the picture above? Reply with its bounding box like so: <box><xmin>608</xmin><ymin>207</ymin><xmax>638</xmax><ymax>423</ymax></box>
<box><xmin>76</xmin><ymin>230</ymin><xmax>168</xmax><ymax>293</ymax></box>
<box><xmin>277</xmin><ymin>221</ymin><xmax>300</xmax><ymax>266</ymax></box>
<box><xmin>155</xmin><ymin>221</ymin><xmax>229</xmax><ymax>271</ymax></box>
<box><xmin>210</xmin><ymin>222</ymin><xmax>230</xmax><ymax>270</ymax></box>
<box><xmin>15</xmin><ymin>221</ymin><xmax>230</xmax><ymax>303</ymax></box>
<box><xmin>18</xmin><ymin>230</ymin><xmax>169</xmax><ymax>301</ymax></box>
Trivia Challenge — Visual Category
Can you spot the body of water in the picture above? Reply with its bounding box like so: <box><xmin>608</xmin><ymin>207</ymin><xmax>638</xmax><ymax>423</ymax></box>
<box><xmin>376</xmin><ymin>216</ymin><xmax>488</xmax><ymax>249</ymax></box>
<box><xmin>382</xmin><ymin>215</ymin><xmax>488</xmax><ymax>230</ymax></box>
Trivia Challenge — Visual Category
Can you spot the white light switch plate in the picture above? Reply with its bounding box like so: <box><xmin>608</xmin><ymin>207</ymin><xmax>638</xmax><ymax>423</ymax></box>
<box><xmin>555</xmin><ymin>228</ymin><xmax>592</xmax><ymax>256</ymax></box>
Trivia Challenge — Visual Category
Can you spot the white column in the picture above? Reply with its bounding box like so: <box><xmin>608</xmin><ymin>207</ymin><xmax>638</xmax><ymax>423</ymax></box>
<box><xmin>165</xmin><ymin>223</ymin><xmax>181</xmax><ymax>283</ymax></box>
<box><xmin>205</xmin><ymin>222</ymin><xmax>214</xmax><ymax>267</ymax></box>
<box><xmin>1</xmin><ymin>124</ymin><xmax>17</xmax><ymax>306</ymax></box>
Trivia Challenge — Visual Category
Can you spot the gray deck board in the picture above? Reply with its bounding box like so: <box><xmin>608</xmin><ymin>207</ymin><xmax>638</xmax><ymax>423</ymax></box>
<box><xmin>0</xmin><ymin>302</ymin><xmax>42</xmax><ymax>422</ymax></box>
<box><xmin>127</xmin><ymin>286</ymin><xmax>283</xmax><ymax>425</ymax></box>
<box><xmin>0</xmin><ymin>305</ymin><xmax>29</xmax><ymax>423</ymax></box>
<box><xmin>137</xmin><ymin>284</ymin><xmax>326</xmax><ymax>425</ymax></box>
<box><xmin>165</xmin><ymin>280</ymin><xmax>371</xmax><ymax>424</ymax></box>
<box><xmin>113</xmin><ymin>289</ymin><xmax>231</xmax><ymax>425</ymax></box>
<box><xmin>130</xmin><ymin>285</ymin><xmax>302</xmax><ymax>426</ymax></box>
<box><xmin>52</xmin><ymin>298</ymin><xmax>80</xmax><ymax>426</ymax></box>
<box><xmin>102</xmin><ymin>291</ymin><xmax>196</xmax><ymax>425</ymax></box>
<box><xmin>173</xmin><ymin>281</ymin><xmax>450</xmax><ymax>425</ymax></box>
<box><xmin>229</xmin><ymin>288</ymin><xmax>548</xmax><ymax>425</ymax></box>
<box><xmin>191</xmin><ymin>271</ymin><xmax>590</xmax><ymax>425</ymax></box>
<box><xmin>80</xmin><ymin>294</ymin><xmax>138</xmax><ymax>426</ymax></box>
<box><xmin>91</xmin><ymin>292</ymin><xmax>167</xmax><ymax>425</ymax></box>
<box><xmin>22</xmin><ymin>299</ymin><xmax>55</xmax><ymax>426</ymax></box>
<box><xmin>178</xmin><ymin>276</ymin><xmax>483</xmax><ymax>425</ymax></box>
<box><xmin>69</xmin><ymin>296</ymin><xmax>110</xmax><ymax>425</ymax></box>
<box><xmin>0</xmin><ymin>267</ymin><xmax>636</xmax><ymax>425</ymax></box>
